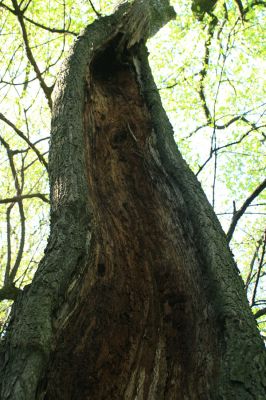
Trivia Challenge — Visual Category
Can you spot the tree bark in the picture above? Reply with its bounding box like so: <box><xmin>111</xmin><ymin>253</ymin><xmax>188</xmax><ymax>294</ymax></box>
<box><xmin>1</xmin><ymin>1</ymin><xmax>265</xmax><ymax>399</ymax></box>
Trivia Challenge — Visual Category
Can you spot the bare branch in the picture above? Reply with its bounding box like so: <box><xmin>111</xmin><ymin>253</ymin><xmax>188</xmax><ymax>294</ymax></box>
<box><xmin>0</xmin><ymin>193</ymin><xmax>49</xmax><ymax>204</ymax></box>
<box><xmin>23</xmin><ymin>15</ymin><xmax>78</xmax><ymax>36</ymax></box>
<box><xmin>0</xmin><ymin>112</ymin><xmax>48</xmax><ymax>171</ymax></box>
<box><xmin>245</xmin><ymin>238</ymin><xmax>263</xmax><ymax>290</ymax></box>
<box><xmin>5</xmin><ymin>205</ymin><xmax>13</xmax><ymax>284</ymax></box>
<box><xmin>243</xmin><ymin>0</ymin><xmax>266</xmax><ymax>17</ymax></box>
<box><xmin>0</xmin><ymin>1</ymin><xmax>14</xmax><ymax>13</ymax></box>
<box><xmin>20</xmin><ymin>0</ymin><xmax>32</xmax><ymax>13</ymax></box>
<box><xmin>186</xmin><ymin>102</ymin><xmax>266</xmax><ymax>139</ymax></box>
<box><xmin>196</xmin><ymin>125</ymin><xmax>265</xmax><ymax>176</ymax></box>
<box><xmin>251</xmin><ymin>237</ymin><xmax>266</xmax><ymax>306</ymax></box>
<box><xmin>197</xmin><ymin>15</ymin><xmax>218</xmax><ymax>124</ymax></box>
<box><xmin>11</xmin><ymin>0</ymin><xmax>53</xmax><ymax>109</ymax></box>
<box><xmin>0</xmin><ymin>135</ymin><xmax>26</xmax><ymax>283</ymax></box>
<box><xmin>227</xmin><ymin>179</ymin><xmax>266</xmax><ymax>242</ymax></box>
<box><xmin>254</xmin><ymin>307</ymin><xmax>266</xmax><ymax>319</ymax></box>
<box><xmin>0</xmin><ymin>284</ymin><xmax>22</xmax><ymax>301</ymax></box>
<box><xmin>88</xmin><ymin>0</ymin><xmax>102</xmax><ymax>18</ymax></box>
<box><xmin>0</xmin><ymin>0</ymin><xmax>77</xmax><ymax>35</ymax></box>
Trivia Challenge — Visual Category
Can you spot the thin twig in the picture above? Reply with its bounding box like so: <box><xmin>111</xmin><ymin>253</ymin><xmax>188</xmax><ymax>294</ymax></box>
<box><xmin>11</xmin><ymin>0</ymin><xmax>53</xmax><ymax>109</ymax></box>
<box><xmin>245</xmin><ymin>239</ymin><xmax>263</xmax><ymax>290</ymax></box>
<box><xmin>251</xmin><ymin>237</ymin><xmax>266</xmax><ymax>306</ymax></box>
<box><xmin>88</xmin><ymin>0</ymin><xmax>102</xmax><ymax>17</ymax></box>
<box><xmin>23</xmin><ymin>15</ymin><xmax>77</xmax><ymax>36</ymax></box>
<box><xmin>0</xmin><ymin>113</ymin><xmax>48</xmax><ymax>171</ymax></box>
<box><xmin>5</xmin><ymin>205</ymin><xmax>13</xmax><ymax>284</ymax></box>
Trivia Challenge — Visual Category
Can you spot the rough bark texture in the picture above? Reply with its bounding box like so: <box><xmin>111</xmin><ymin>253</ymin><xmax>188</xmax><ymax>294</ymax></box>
<box><xmin>0</xmin><ymin>1</ymin><xmax>266</xmax><ymax>399</ymax></box>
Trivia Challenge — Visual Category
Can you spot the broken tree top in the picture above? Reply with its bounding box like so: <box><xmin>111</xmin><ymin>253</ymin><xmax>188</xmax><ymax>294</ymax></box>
<box><xmin>86</xmin><ymin>0</ymin><xmax>176</xmax><ymax>51</ymax></box>
<box><xmin>117</xmin><ymin>0</ymin><xmax>176</xmax><ymax>46</ymax></box>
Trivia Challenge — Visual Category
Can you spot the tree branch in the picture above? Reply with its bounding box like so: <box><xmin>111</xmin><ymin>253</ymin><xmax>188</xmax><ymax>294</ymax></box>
<box><xmin>0</xmin><ymin>136</ymin><xmax>26</xmax><ymax>284</ymax></box>
<box><xmin>0</xmin><ymin>112</ymin><xmax>48</xmax><ymax>171</ymax></box>
<box><xmin>251</xmin><ymin>237</ymin><xmax>265</xmax><ymax>307</ymax></box>
<box><xmin>245</xmin><ymin>238</ymin><xmax>263</xmax><ymax>290</ymax></box>
<box><xmin>0</xmin><ymin>193</ymin><xmax>49</xmax><ymax>204</ymax></box>
<box><xmin>23</xmin><ymin>15</ymin><xmax>77</xmax><ymax>36</ymax></box>
<box><xmin>5</xmin><ymin>205</ymin><xmax>13</xmax><ymax>284</ymax></box>
<box><xmin>186</xmin><ymin>102</ymin><xmax>266</xmax><ymax>139</ymax></box>
<box><xmin>196</xmin><ymin>124</ymin><xmax>265</xmax><ymax>175</ymax></box>
<box><xmin>243</xmin><ymin>0</ymin><xmax>266</xmax><ymax>17</ymax></box>
<box><xmin>197</xmin><ymin>15</ymin><xmax>218</xmax><ymax>124</ymax></box>
<box><xmin>11</xmin><ymin>0</ymin><xmax>53</xmax><ymax>110</ymax></box>
<box><xmin>254</xmin><ymin>307</ymin><xmax>266</xmax><ymax>319</ymax></box>
<box><xmin>227</xmin><ymin>179</ymin><xmax>266</xmax><ymax>242</ymax></box>
<box><xmin>88</xmin><ymin>0</ymin><xmax>101</xmax><ymax>18</ymax></box>
<box><xmin>0</xmin><ymin>284</ymin><xmax>22</xmax><ymax>301</ymax></box>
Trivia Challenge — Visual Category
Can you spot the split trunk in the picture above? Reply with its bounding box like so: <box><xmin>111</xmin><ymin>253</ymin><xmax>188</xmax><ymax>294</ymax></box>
<box><xmin>0</xmin><ymin>1</ymin><xmax>265</xmax><ymax>399</ymax></box>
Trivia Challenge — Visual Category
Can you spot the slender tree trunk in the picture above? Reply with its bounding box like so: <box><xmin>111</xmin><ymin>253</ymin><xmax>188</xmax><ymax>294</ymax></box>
<box><xmin>1</xmin><ymin>1</ymin><xmax>265</xmax><ymax>399</ymax></box>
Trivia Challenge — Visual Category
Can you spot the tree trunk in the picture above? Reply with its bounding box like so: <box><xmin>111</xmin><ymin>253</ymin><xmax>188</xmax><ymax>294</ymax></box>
<box><xmin>1</xmin><ymin>1</ymin><xmax>265</xmax><ymax>399</ymax></box>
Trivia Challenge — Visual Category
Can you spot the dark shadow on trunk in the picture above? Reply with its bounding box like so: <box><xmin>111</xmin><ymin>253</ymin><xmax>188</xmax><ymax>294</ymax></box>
<box><xmin>43</xmin><ymin>35</ymin><xmax>220</xmax><ymax>399</ymax></box>
<box><xmin>0</xmin><ymin>2</ymin><xmax>265</xmax><ymax>400</ymax></box>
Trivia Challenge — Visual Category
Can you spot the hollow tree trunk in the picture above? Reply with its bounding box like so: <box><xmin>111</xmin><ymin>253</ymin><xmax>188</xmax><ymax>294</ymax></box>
<box><xmin>0</xmin><ymin>1</ymin><xmax>265</xmax><ymax>399</ymax></box>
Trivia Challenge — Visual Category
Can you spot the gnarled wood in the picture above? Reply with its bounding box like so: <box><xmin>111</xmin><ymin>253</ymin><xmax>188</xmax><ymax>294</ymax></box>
<box><xmin>44</xmin><ymin>36</ymin><xmax>219</xmax><ymax>399</ymax></box>
<box><xmin>1</xmin><ymin>1</ymin><xmax>265</xmax><ymax>399</ymax></box>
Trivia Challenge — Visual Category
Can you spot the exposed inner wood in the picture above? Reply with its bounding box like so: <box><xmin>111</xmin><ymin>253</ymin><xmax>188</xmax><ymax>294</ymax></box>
<box><xmin>44</xmin><ymin>40</ymin><xmax>220</xmax><ymax>400</ymax></box>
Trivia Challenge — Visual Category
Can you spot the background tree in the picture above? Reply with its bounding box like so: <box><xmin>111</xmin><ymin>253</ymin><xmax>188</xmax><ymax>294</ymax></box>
<box><xmin>0</xmin><ymin>0</ymin><xmax>265</xmax><ymax>398</ymax></box>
